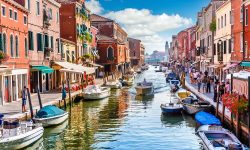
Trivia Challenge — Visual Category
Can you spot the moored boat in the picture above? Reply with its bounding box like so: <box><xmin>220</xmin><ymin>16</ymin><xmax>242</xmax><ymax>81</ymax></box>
<box><xmin>195</xmin><ymin>111</ymin><xmax>221</xmax><ymax>126</ymax></box>
<box><xmin>175</xmin><ymin>89</ymin><xmax>197</xmax><ymax>100</ymax></box>
<box><xmin>0</xmin><ymin>118</ymin><xmax>44</xmax><ymax>150</ymax></box>
<box><xmin>84</xmin><ymin>85</ymin><xmax>111</xmax><ymax>100</ymax></box>
<box><xmin>160</xmin><ymin>103</ymin><xmax>183</xmax><ymax>114</ymax></box>
<box><xmin>135</xmin><ymin>79</ymin><xmax>154</xmax><ymax>96</ymax></box>
<box><xmin>182</xmin><ymin>97</ymin><xmax>211</xmax><ymax>115</ymax></box>
<box><xmin>197</xmin><ymin>125</ymin><xmax>248</xmax><ymax>150</ymax></box>
<box><xmin>121</xmin><ymin>77</ymin><xmax>134</xmax><ymax>86</ymax></box>
<box><xmin>104</xmin><ymin>80</ymin><xmax>122</xmax><ymax>89</ymax></box>
<box><xmin>33</xmin><ymin>105</ymin><xmax>69</xmax><ymax>127</ymax></box>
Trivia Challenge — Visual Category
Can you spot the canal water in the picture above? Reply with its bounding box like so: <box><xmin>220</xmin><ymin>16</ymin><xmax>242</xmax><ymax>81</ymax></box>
<box><xmin>26</xmin><ymin>66</ymin><xmax>202</xmax><ymax>150</ymax></box>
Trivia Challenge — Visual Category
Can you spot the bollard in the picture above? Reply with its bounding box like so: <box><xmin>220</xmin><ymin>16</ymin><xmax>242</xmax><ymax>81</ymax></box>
<box><xmin>27</xmin><ymin>88</ymin><xmax>34</xmax><ymax>119</ymax></box>
<box><xmin>36</xmin><ymin>86</ymin><xmax>43</xmax><ymax>109</ymax></box>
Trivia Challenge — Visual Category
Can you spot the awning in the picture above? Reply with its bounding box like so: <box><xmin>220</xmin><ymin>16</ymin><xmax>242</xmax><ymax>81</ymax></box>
<box><xmin>240</xmin><ymin>61</ymin><xmax>250</xmax><ymax>67</ymax></box>
<box><xmin>88</xmin><ymin>62</ymin><xmax>103</xmax><ymax>68</ymax></box>
<box><xmin>31</xmin><ymin>66</ymin><xmax>54</xmax><ymax>74</ymax></box>
<box><xmin>223</xmin><ymin>63</ymin><xmax>239</xmax><ymax>71</ymax></box>
<box><xmin>207</xmin><ymin>64</ymin><xmax>225</xmax><ymax>69</ymax></box>
<box><xmin>54</xmin><ymin>61</ymin><xmax>95</xmax><ymax>74</ymax></box>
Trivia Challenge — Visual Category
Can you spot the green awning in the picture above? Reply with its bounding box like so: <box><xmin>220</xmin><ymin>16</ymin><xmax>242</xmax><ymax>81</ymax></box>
<box><xmin>32</xmin><ymin>66</ymin><xmax>54</xmax><ymax>74</ymax></box>
<box><xmin>240</xmin><ymin>61</ymin><xmax>250</xmax><ymax>67</ymax></box>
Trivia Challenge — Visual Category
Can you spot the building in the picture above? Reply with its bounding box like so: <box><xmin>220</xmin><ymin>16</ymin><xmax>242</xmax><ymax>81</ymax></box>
<box><xmin>214</xmin><ymin>0</ymin><xmax>232</xmax><ymax>80</ymax></box>
<box><xmin>164</xmin><ymin>41</ymin><xmax>169</xmax><ymax>62</ymax></box>
<box><xmin>0</xmin><ymin>0</ymin><xmax>29</xmax><ymax>105</ymax></box>
<box><xmin>171</xmin><ymin>35</ymin><xmax>178</xmax><ymax>61</ymax></box>
<box><xmin>27</xmin><ymin>0</ymin><xmax>61</xmax><ymax>93</ymax></box>
<box><xmin>90</xmin><ymin>14</ymin><xmax>129</xmax><ymax>75</ymax></box>
<box><xmin>128</xmin><ymin>37</ymin><xmax>144</xmax><ymax>67</ymax></box>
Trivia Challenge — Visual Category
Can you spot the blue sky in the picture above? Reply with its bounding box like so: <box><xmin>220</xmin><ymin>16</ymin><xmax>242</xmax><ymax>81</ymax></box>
<box><xmin>86</xmin><ymin>0</ymin><xmax>210</xmax><ymax>54</ymax></box>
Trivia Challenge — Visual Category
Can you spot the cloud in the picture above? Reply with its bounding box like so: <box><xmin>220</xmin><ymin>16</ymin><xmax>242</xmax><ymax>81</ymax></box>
<box><xmin>85</xmin><ymin>1</ymin><xmax>193</xmax><ymax>53</ymax></box>
<box><xmin>85</xmin><ymin>0</ymin><xmax>103</xmax><ymax>14</ymax></box>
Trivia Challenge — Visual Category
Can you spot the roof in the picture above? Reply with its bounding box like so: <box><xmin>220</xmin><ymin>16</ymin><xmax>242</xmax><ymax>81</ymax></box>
<box><xmin>90</xmin><ymin>14</ymin><xmax>113</xmax><ymax>22</ymax></box>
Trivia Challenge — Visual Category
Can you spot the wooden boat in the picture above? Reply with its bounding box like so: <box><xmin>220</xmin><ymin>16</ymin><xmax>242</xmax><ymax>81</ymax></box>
<box><xmin>33</xmin><ymin>105</ymin><xmax>69</xmax><ymax>127</ymax></box>
<box><xmin>135</xmin><ymin>79</ymin><xmax>154</xmax><ymax>96</ymax></box>
<box><xmin>84</xmin><ymin>85</ymin><xmax>111</xmax><ymax>100</ymax></box>
<box><xmin>160</xmin><ymin>103</ymin><xmax>183</xmax><ymax>114</ymax></box>
<box><xmin>182</xmin><ymin>97</ymin><xmax>211</xmax><ymax>115</ymax></box>
<box><xmin>175</xmin><ymin>89</ymin><xmax>197</xmax><ymax>100</ymax></box>
<box><xmin>195</xmin><ymin>111</ymin><xmax>221</xmax><ymax>126</ymax></box>
<box><xmin>104</xmin><ymin>80</ymin><xmax>122</xmax><ymax>89</ymax></box>
<box><xmin>122</xmin><ymin>78</ymin><xmax>134</xmax><ymax>86</ymax></box>
<box><xmin>0</xmin><ymin>118</ymin><xmax>44</xmax><ymax>149</ymax></box>
<box><xmin>197</xmin><ymin>125</ymin><xmax>248</xmax><ymax>150</ymax></box>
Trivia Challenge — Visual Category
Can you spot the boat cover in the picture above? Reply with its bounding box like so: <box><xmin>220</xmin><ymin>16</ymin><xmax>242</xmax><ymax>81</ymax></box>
<box><xmin>35</xmin><ymin>105</ymin><xmax>65</xmax><ymax>118</ymax></box>
<box><xmin>195</xmin><ymin>111</ymin><xmax>221</xmax><ymax>126</ymax></box>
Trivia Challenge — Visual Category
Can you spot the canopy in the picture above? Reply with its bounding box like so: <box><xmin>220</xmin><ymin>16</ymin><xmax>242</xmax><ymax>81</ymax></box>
<box><xmin>195</xmin><ymin>111</ymin><xmax>221</xmax><ymax>126</ymax></box>
<box><xmin>32</xmin><ymin>66</ymin><xmax>54</xmax><ymax>74</ymax></box>
<box><xmin>240</xmin><ymin>61</ymin><xmax>250</xmax><ymax>67</ymax></box>
<box><xmin>233</xmin><ymin>70</ymin><xmax>250</xmax><ymax>79</ymax></box>
<box><xmin>35</xmin><ymin>105</ymin><xmax>65</xmax><ymax>118</ymax></box>
<box><xmin>88</xmin><ymin>62</ymin><xmax>103</xmax><ymax>68</ymax></box>
<box><xmin>207</xmin><ymin>64</ymin><xmax>225</xmax><ymax>69</ymax></box>
<box><xmin>223</xmin><ymin>63</ymin><xmax>239</xmax><ymax>71</ymax></box>
<box><xmin>54</xmin><ymin>61</ymin><xmax>95</xmax><ymax>74</ymax></box>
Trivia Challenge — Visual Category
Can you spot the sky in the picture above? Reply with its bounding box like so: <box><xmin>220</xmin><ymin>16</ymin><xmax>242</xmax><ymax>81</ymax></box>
<box><xmin>86</xmin><ymin>0</ymin><xmax>210</xmax><ymax>54</ymax></box>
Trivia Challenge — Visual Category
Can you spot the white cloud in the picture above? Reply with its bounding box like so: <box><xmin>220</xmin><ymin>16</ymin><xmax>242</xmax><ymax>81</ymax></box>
<box><xmin>85</xmin><ymin>1</ymin><xmax>193</xmax><ymax>53</ymax></box>
<box><xmin>85</xmin><ymin>0</ymin><xmax>103</xmax><ymax>14</ymax></box>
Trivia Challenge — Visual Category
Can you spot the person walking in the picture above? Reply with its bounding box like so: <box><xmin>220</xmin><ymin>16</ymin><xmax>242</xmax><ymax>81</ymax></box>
<box><xmin>197</xmin><ymin>74</ymin><xmax>202</xmax><ymax>92</ymax></box>
<box><xmin>22</xmin><ymin>86</ymin><xmax>28</xmax><ymax>113</ymax></box>
<box><xmin>218</xmin><ymin>81</ymin><xmax>225</xmax><ymax>102</ymax></box>
<box><xmin>206</xmin><ymin>75</ymin><xmax>211</xmax><ymax>93</ymax></box>
<box><xmin>213</xmin><ymin>81</ymin><xmax>218</xmax><ymax>102</ymax></box>
<box><xmin>62</xmin><ymin>87</ymin><xmax>67</xmax><ymax>101</ymax></box>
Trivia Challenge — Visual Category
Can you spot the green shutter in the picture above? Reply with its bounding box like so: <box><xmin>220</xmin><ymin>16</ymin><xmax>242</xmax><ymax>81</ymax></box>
<box><xmin>37</xmin><ymin>33</ymin><xmax>40</xmax><ymax>51</ymax></box>
<box><xmin>28</xmin><ymin>31</ymin><xmax>34</xmax><ymax>50</ymax></box>
<box><xmin>0</xmin><ymin>33</ymin><xmax>2</xmax><ymax>51</ymax></box>
<box><xmin>50</xmin><ymin>36</ymin><xmax>53</xmax><ymax>49</ymax></box>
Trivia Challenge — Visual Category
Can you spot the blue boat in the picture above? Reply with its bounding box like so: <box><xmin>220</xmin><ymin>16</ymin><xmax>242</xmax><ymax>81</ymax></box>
<box><xmin>160</xmin><ymin>103</ymin><xmax>183</xmax><ymax>114</ymax></box>
<box><xmin>195</xmin><ymin>111</ymin><xmax>221</xmax><ymax>126</ymax></box>
<box><xmin>33</xmin><ymin>105</ymin><xmax>69</xmax><ymax>127</ymax></box>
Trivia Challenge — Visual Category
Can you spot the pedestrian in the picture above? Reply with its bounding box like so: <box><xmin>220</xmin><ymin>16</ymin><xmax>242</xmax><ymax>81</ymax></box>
<box><xmin>197</xmin><ymin>74</ymin><xmax>202</xmax><ymax>92</ymax></box>
<box><xmin>22</xmin><ymin>86</ymin><xmax>27</xmax><ymax>113</ymax></box>
<box><xmin>218</xmin><ymin>81</ymin><xmax>225</xmax><ymax>101</ymax></box>
<box><xmin>213</xmin><ymin>81</ymin><xmax>218</xmax><ymax>102</ymax></box>
<box><xmin>201</xmin><ymin>73</ymin><xmax>207</xmax><ymax>93</ymax></box>
<box><xmin>206</xmin><ymin>75</ymin><xmax>211</xmax><ymax>93</ymax></box>
<box><xmin>62</xmin><ymin>87</ymin><xmax>67</xmax><ymax>101</ymax></box>
<box><xmin>193</xmin><ymin>70</ymin><xmax>198</xmax><ymax>84</ymax></box>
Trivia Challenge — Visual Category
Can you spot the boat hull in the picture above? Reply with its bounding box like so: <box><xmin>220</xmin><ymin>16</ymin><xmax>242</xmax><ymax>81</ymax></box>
<box><xmin>135</xmin><ymin>86</ymin><xmax>154</xmax><ymax>96</ymax></box>
<box><xmin>183</xmin><ymin>105</ymin><xmax>211</xmax><ymax>115</ymax></box>
<box><xmin>84</xmin><ymin>90</ymin><xmax>111</xmax><ymax>100</ymax></box>
<box><xmin>161</xmin><ymin>105</ymin><xmax>183</xmax><ymax>114</ymax></box>
<box><xmin>33</xmin><ymin>112</ymin><xmax>69</xmax><ymax>127</ymax></box>
<box><xmin>0</xmin><ymin>127</ymin><xmax>44</xmax><ymax>150</ymax></box>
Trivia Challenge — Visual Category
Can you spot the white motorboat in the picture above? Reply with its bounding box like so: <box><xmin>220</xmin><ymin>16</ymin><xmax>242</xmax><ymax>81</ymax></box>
<box><xmin>0</xmin><ymin>118</ymin><xmax>44</xmax><ymax>150</ymax></box>
<box><xmin>33</xmin><ymin>105</ymin><xmax>69</xmax><ymax>127</ymax></box>
<box><xmin>84</xmin><ymin>85</ymin><xmax>111</xmax><ymax>100</ymax></box>
<box><xmin>105</xmin><ymin>80</ymin><xmax>122</xmax><ymax>89</ymax></box>
<box><xmin>197</xmin><ymin>125</ymin><xmax>248</xmax><ymax>150</ymax></box>
<box><xmin>135</xmin><ymin>79</ymin><xmax>154</xmax><ymax>96</ymax></box>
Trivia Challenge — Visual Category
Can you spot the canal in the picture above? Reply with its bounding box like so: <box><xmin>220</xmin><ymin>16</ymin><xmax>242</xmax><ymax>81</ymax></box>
<box><xmin>26</xmin><ymin>66</ymin><xmax>202</xmax><ymax>150</ymax></box>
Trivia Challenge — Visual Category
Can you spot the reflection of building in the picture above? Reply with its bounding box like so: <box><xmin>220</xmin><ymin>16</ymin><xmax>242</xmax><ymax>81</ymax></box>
<box><xmin>128</xmin><ymin>38</ymin><xmax>144</xmax><ymax>67</ymax></box>
<box><xmin>0</xmin><ymin>0</ymin><xmax>29</xmax><ymax>105</ymax></box>
<box><xmin>90</xmin><ymin>14</ymin><xmax>129</xmax><ymax>74</ymax></box>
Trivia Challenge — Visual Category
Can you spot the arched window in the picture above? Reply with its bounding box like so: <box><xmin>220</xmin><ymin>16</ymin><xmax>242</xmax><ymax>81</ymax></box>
<box><xmin>15</xmin><ymin>36</ymin><xmax>18</xmax><ymax>57</ymax></box>
<box><xmin>107</xmin><ymin>47</ymin><xmax>114</xmax><ymax>58</ymax></box>
<box><xmin>2</xmin><ymin>33</ymin><xmax>6</xmax><ymax>53</ymax></box>
<box><xmin>10</xmin><ymin>35</ymin><xmax>14</xmax><ymax>57</ymax></box>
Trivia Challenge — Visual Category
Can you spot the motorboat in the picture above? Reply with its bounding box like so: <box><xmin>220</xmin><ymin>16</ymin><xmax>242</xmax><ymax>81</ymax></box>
<box><xmin>0</xmin><ymin>118</ymin><xmax>44</xmax><ymax>150</ymax></box>
<box><xmin>166</xmin><ymin>72</ymin><xmax>178</xmax><ymax>83</ymax></box>
<box><xmin>33</xmin><ymin>105</ymin><xmax>69</xmax><ymax>127</ymax></box>
<box><xmin>141</xmin><ymin>64</ymin><xmax>149</xmax><ymax>70</ymax></box>
<box><xmin>197</xmin><ymin>125</ymin><xmax>248</xmax><ymax>150</ymax></box>
<box><xmin>175</xmin><ymin>89</ymin><xmax>197</xmax><ymax>100</ymax></box>
<box><xmin>84</xmin><ymin>85</ymin><xmax>111</xmax><ymax>100</ymax></box>
<box><xmin>195</xmin><ymin>111</ymin><xmax>221</xmax><ymax>126</ymax></box>
<box><xmin>170</xmin><ymin>80</ymin><xmax>180</xmax><ymax>93</ymax></box>
<box><xmin>160</xmin><ymin>103</ymin><xmax>183</xmax><ymax>114</ymax></box>
<box><xmin>104</xmin><ymin>80</ymin><xmax>122</xmax><ymax>89</ymax></box>
<box><xmin>121</xmin><ymin>77</ymin><xmax>134</xmax><ymax>86</ymax></box>
<box><xmin>182</xmin><ymin>97</ymin><xmax>211</xmax><ymax>115</ymax></box>
<box><xmin>135</xmin><ymin>79</ymin><xmax>154</xmax><ymax>96</ymax></box>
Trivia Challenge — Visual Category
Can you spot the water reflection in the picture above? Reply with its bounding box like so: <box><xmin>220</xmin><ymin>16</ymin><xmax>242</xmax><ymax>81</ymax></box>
<box><xmin>161</xmin><ymin>113</ymin><xmax>184</xmax><ymax>127</ymax></box>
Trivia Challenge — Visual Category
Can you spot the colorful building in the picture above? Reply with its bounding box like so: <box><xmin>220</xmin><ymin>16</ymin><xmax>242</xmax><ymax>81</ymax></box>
<box><xmin>0</xmin><ymin>0</ymin><xmax>29</xmax><ymax>105</ymax></box>
<box><xmin>128</xmin><ymin>37</ymin><xmax>143</xmax><ymax>67</ymax></box>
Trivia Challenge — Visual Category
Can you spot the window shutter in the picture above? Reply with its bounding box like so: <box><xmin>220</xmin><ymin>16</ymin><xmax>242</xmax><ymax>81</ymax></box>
<box><xmin>50</xmin><ymin>36</ymin><xmax>53</xmax><ymax>49</ymax></box>
<box><xmin>0</xmin><ymin>33</ymin><xmax>2</xmax><ymax>51</ymax></box>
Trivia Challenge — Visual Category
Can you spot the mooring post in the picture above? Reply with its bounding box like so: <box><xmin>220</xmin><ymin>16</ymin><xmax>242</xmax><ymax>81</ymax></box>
<box><xmin>62</xmin><ymin>81</ymin><xmax>66</xmax><ymax>109</ymax></box>
<box><xmin>36</xmin><ymin>86</ymin><xmax>43</xmax><ymax>109</ymax></box>
<box><xmin>27</xmin><ymin>88</ymin><xmax>34</xmax><ymax>119</ymax></box>
<box><xmin>222</xmin><ymin>104</ymin><xmax>225</xmax><ymax>125</ymax></box>
<box><xmin>67</xmin><ymin>78</ymin><xmax>72</xmax><ymax>106</ymax></box>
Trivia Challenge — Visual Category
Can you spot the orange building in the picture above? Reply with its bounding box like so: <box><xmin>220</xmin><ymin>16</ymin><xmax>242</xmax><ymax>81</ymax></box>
<box><xmin>0</xmin><ymin>0</ymin><xmax>29</xmax><ymax>105</ymax></box>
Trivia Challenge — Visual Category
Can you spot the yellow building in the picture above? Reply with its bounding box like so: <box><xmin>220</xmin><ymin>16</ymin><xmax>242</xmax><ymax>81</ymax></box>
<box><xmin>61</xmin><ymin>38</ymin><xmax>76</xmax><ymax>63</ymax></box>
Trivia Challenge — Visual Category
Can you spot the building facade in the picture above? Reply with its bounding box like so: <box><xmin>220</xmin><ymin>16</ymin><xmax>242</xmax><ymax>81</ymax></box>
<box><xmin>0</xmin><ymin>0</ymin><xmax>29</xmax><ymax>105</ymax></box>
<box><xmin>128</xmin><ymin>37</ymin><xmax>143</xmax><ymax>67</ymax></box>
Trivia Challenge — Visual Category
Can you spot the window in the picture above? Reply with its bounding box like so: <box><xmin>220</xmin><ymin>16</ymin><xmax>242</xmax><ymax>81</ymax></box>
<box><xmin>57</xmin><ymin>38</ymin><xmax>60</xmax><ymax>53</ymax></box>
<box><xmin>229</xmin><ymin>39</ymin><xmax>232</xmax><ymax>53</ymax></box>
<box><xmin>14</xmin><ymin>11</ymin><xmax>17</xmax><ymax>21</ymax></box>
<box><xmin>15</xmin><ymin>36</ymin><xmax>18</xmax><ymax>57</ymax></box>
<box><xmin>218</xmin><ymin>18</ymin><xmax>220</xmax><ymax>29</ymax></box>
<box><xmin>23</xmin><ymin>16</ymin><xmax>27</xmax><ymax>24</ymax></box>
<box><xmin>28</xmin><ymin>31</ymin><xmax>34</xmax><ymax>50</ymax></box>
<box><xmin>231</xmin><ymin>37</ymin><xmax>234</xmax><ymax>52</ymax></box>
<box><xmin>25</xmin><ymin>38</ymin><xmax>28</xmax><ymax>57</ymax></box>
<box><xmin>224</xmin><ymin>14</ymin><xmax>226</xmax><ymax>26</ymax></box>
<box><xmin>50</xmin><ymin>36</ymin><xmax>53</xmax><ymax>49</ymax></box>
<box><xmin>26</xmin><ymin>0</ymin><xmax>31</xmax><ymax>11</ymax></box>
<box><xmin>213</xmin><ymin>44</ymin><xmax>216</xmax><ymax>55</ymax></box>
<box><xmin>230</xmin><ymin>11</ymin><xmax>232</xmax><ymax>24</ymax></box>
<box><xmin>217</xmin><ymin>43</ymin><xmax>220</xmax><ymax>55</ymax></box>
<box><xmin>245</xmin><ymin>8</ymin><xmax>248</xmax><ymax>26</ymax></box>
<box><xmin>2</xmin><ymin>6</ymin><xmax>6</xmax><ymax>16</ymax></box>
<box><xmin>240</xmin><ymin>32</ymin><xmax>243</xmax><ymax>52</ymax></box>
<box><xmin>49</xmin><ymin>8</ymin><xmax>52</xmax><ymax>20</ymax></box>
<box><xmin>44</xmin><ymin>34</ymin><xmax>49</xmax><ymax>48</ymax></box>
<box><xmin>223</xmin><ymin>41</ymin><xmax>227</xmax><ymax>54</ymax></box>
<box><xmin>37</xmin><ymin>33</ymin><xmax>43</xmax><ymax>51</ymax></box>
<box><xmin>241</xmin><ymin>7</ymin><xmax>243</xmax><ymax>22</ymax></box>
<box><xmin>66</xmin><ymin>50</ymin><xmax>70</xmax><ymax>62</ymax></box>
<box><xmin>221</xmin><ymin>16</ymin><xmax>223</xmax><ymax>28</ymax></box>
<box><xmin>107</xmin><ymin>47</ymin><xmax>114</xmax><ymax>58</ymax></box>
<box><xmin>72</xmin><ymin>51</ymin><xmax>75</xmax><ymax>62</ymax></box>
<box><xmin>3</xmin><ymin>33</ymin><xmax>6</xmax><ymax>53</ymax></box>
<box><xmin>9</xmin><ymin>9</ymin><xmax>13</xmax><ymax>19</ymax></box>
<box><xmin>245</xmin><ymin>41</ymin><xmax>248</xmax><ymax>58</ymax></box>
<box><xmin>56</xmin><ymin>12</ymin><xmax>59</xmax><ymax>23</ymax></box>
<box><xmin>36</xmin><ymin>1</ymin><xmax>40</xmax><ymax>15</ymax></box>
<box><xmin>10</xmin><ymin>35</ymin><xmax>14</xmax><ymax>57</ymax></box>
